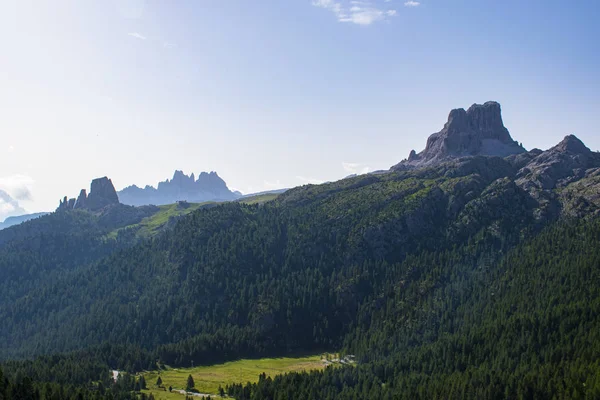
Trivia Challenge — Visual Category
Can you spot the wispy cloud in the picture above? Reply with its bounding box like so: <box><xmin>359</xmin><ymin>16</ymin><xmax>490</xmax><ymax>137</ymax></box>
<box><xmin>0</xmin><ymin>175</ymin><xmax>33</xmax><ymax>220</ymax></box>
<box><xmin>127</xmin><ymin>32</ymin><xmax>146</xmax><ymax>40</ymax></box>
<box><xmin>342</xmin><ymin>162</ymin><xmax>370</xmax><ymax>175</ymax></box>
<box><xmin>0</xmin><ymin>174</ymin><xmax>35</xmax><ymax>201</ymax></box>
<box><xmin>404</xmin><ymin>1</ymin><xmax>420</xmax><ymax>7</ymax></box>
<box><xmin>313</xmin><ymin>0</ymin><xmax>398</xmax><ymax>25</ymax></box>
<box><xmin>0</xmin><ymin>189</ymin><xmax>25</xmax><ymax>221</ymax></box>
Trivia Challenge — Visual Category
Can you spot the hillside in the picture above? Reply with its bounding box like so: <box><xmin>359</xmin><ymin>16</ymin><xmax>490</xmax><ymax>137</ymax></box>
<box><xmin>1</xmin><ymin>132</ymin><xmax>598</xmax><ymax>360</ymax></box>
<box><xmin>0</xmin><ymin>104</ymin><xmax>599</xmax><ymax>399</ymax></box>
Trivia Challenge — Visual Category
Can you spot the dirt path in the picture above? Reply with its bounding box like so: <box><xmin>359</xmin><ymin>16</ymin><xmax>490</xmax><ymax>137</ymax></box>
<box><xmin>174</xmin><ymin>389</ymin><xmax>218</xmax><ymax>398</ymax></box>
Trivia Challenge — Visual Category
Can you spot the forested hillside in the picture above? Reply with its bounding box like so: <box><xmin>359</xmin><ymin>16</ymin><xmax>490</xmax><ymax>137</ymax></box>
<box><xmin>1</xmin><ymin>142</ymin><xmax>599</xmax><ymax>398</ymax></box>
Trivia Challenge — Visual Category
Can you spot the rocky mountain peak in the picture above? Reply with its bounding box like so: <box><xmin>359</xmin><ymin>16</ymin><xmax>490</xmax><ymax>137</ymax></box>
<box><xmin>393</xmin><ymin>101</ymin><xmax>525</xmax><ymax>170</ymax></box>
<box><xmin>87</xmin><ymin>177</ymin><xmax>119</xmax><ymax>210</ymax></box>
<box><xmin>553</xmin><ymin>134</ymin><xmax>591</xmax><ymax>155</ymax></box>
<box><xmin>73</xmin><ymin>189</ymin><xmax>87</xmax><ymax>209</ymax></box>
<box><xmin>57</xmin><ymin>177</ymin><xmax>119</xmax><ymax>212</ymax></box>
<box><xmin>465</xmin><ymin>101</ymin><xmax>510</xmax><ymax>141</ymax></box>
<box><xmin>514</xmin><ymin>135</ymin><xmax>600</xmax><ymax>192</ymax></box>
<box><xmin>118</xmin><ymin>170</ymin><xmax>239</xmax><ymax>206</ymax></box>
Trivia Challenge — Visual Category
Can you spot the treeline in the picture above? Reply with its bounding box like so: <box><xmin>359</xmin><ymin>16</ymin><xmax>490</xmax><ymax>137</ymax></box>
<box><xmin>0</xmin><ymin>365</ymin><xmax>149</xmax><ymax>400</ymax></box>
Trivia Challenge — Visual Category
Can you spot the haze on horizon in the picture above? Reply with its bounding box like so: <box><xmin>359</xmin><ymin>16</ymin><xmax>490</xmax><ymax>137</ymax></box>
<box><xmin>0</xmin><ymin>0</ymin><xmax>598</xmax><ymax>219</ymax></box>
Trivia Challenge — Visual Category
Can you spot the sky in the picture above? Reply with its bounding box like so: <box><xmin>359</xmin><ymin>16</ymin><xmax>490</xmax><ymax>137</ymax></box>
<box><xmin>0</xmin><ymin>0</ymin><xmax>598</xmax><ymax>218</ymax></box>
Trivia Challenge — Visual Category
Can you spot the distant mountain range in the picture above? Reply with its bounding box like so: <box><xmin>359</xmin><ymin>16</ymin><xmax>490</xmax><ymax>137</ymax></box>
<box><xmin>0</xmin><ymin>212</ymin><xmax>49</xmax><ymax>230</ymax></box>
<box><xmin>118</xmin><ymin>171</ymin><xmax>241</xmax><ymax>206</ymax></box>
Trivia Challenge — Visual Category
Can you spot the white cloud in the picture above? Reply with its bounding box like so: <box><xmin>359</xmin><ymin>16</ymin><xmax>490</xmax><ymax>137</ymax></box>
<box><xmin>127</xmin><ymin>32</ymin><xmax>146</xmax><ymax>40</ymax></box>
<box><xmin>404</xmin><ymin>1</ymin><xmax>420</xmax><ymax>7</ymax></box>
<box><xmin>0</xmin><ymin>174</ymin><xmax>35</xmax><ymax>201</ymax></box>
<box><xmin>0</xmin><ymin>190</ymin><xmax>26</xmax><ymax>222</ymax></box>
<box><xmin>342</xmin><ymin>162</ymin><xmax>370</xmax><ymax>175</ymax></box>
<box><xmin>313</xmin><ymin>0</ymin><xmax>397</xmax><ymax>25</ymax></box>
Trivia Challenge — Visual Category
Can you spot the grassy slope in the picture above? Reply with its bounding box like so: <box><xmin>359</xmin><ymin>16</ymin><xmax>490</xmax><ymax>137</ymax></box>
<box><xmin>105</xmin><ymin>194</ymin><xmax>281</xmax><ymax>240</ymax></box>
<box><xmin>237</xmin><ymin>193</ymin><xmax>280</xmax><ymax>205</ymax></box>
<box><xmin>106</xmin><ymin>202</ymin><xmax>215</xmax><ymax>240</ymax></box>
<box><xmin>141</xmin><ymin>354</ymin><xmax>330</xmax><ymax>398</ymax></box>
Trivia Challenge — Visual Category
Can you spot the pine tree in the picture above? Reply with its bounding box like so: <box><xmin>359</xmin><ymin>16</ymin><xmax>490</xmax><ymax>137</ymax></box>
<box><xmin>0</xmin><ymin>368</ymin><xmax>5</xmax><ymax>399</ymax></box>
<box><xmin>156</xmin><ymin>376</ymin><xmax>162</xmax><ymax>387</ymax></box>
<box><xmin>186</xmin><ymin>374</ymin><xmax>195</xmax><ymax>391</ymax></box>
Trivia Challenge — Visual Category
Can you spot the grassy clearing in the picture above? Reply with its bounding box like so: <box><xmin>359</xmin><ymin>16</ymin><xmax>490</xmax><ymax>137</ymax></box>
<box><xmin>105</xmin><ymin>196</ymin><xmax>280</xmax><ymax>241</ymax></box>
<box><xmin>140</xmin><ymin>354</ymin><xmax>333</xmax><ymax>399</ymax></box>
<box><xmin>237</xmin><ymin>193</ymin><xmax>280</xmax><ymax>205</ymax></box>
<box><xmin>136</xmin><ymin>202</ymin><xmax>214</xmax><ymax>235</ymax></box>
<box><xmin>107</xmin><ymin>202</ymin><xmax>214</xmax><ymax>240</ymax></box>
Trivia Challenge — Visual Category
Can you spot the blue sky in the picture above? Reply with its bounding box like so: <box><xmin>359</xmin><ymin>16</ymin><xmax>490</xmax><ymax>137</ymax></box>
<box><xmin>0</xmin><ymin>0</ymin><xmax>598</xmax><ymax>217</ymax></box>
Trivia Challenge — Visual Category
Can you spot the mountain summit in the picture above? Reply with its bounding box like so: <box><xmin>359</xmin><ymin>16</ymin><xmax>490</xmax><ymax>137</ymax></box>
<box><xmin>57</xmin><ymin>177</ymin><xmax>120</xmax><ymax>211</ymax></box>
<box><xmin>393</xmin><ymin>101</ymin><xmax>525</xmax><ymax>169</ymax></box>
<box><xmin>118</xmin><ymin>170</ymin><xmax>239</xmax><ymax>206</ymax></box>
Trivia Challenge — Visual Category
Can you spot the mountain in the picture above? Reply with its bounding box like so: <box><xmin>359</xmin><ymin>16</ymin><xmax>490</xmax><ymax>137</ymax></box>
<box><xmin>0</xmin><ymin>212</ymin><xmax>49</xmax><ymax>230</ymax></box>
<box><xmin>393</xmin><ymin>101</ymin><xmax>525</xmax><ymax>169</ymax></box>
<box><xmin>1</xmin><ymin>104</ymin><xmax>600</xmax><ymax>399</ymax></box>
<box><xmin>118</xmin><ymin>170</ymin><xmax>240</xmax><ymax>206</ymax></box>
<box><xmin>57</xmin><ymin>176</ymin><xmax>120</xmax><ymax>211</ymax></box>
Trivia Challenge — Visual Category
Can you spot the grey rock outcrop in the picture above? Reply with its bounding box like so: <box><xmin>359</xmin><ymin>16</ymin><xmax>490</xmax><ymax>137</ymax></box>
<box><xmin>57</xmin><ymin>177</ymin><xmax>120</xmax><ymax>212</ymax></box>
<box><xmin>86</xmin><ymin>177</ymin><xmax>119</xmax><ymax>210</ymax></box>
<box><xmin>516</xmin><ymin>135</ymin><xmax>600</xmax><ymax>192</ymax></box>
<box><xmin>73</xmin><ymin>189</ymin><xmax>87</xmax><ymax>209</ymax></box>
<box><xmin>393</xmin><ymin>101</ymin><xmax>525</xmax><ymax>169</ymax></box>
<box><xmin>387</xmin><ymin>101</ymin><xmax>600</xmax><ymax>222</ymax></box>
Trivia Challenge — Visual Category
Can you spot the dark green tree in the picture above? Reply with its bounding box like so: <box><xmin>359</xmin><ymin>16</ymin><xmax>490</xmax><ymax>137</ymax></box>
<box><xmin>186</xmin><ymin>375</ymin><xmax>195</xmax><ymax>391</ymax></box>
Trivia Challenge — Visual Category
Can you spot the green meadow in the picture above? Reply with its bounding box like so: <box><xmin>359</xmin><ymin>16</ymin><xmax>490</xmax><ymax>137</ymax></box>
<box><xmin>141</xmin><ymin>354</ymin><xmax>333</xmax><ymax>399</ymax></box>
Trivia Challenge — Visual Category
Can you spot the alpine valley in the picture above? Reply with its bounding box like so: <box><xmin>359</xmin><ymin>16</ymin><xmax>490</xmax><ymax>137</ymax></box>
<box><xmin>1</xmin><ymin>102</ymin><xmax>600</xmax><ymax>400</ymax></box>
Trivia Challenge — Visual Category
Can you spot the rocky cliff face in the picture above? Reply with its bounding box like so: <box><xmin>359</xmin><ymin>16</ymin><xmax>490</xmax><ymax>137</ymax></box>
<box><xmin>389</xmin><ymin>101</ymin><xmax>600</xmax><ymax>221</ymax></box>
<box><xmin>57</xmin><ymin>177</ymin><xmax>120</xmax><ymax>212</ymax></box>
<box><xmin>118</xmin><ymin>170</ymin><xmax>239</xmax><ymax>206</ymax></box>
<box><xmin>394</xmin><ymin>101</ymin><xmax>525</xmax><ymax>169</ymax></box>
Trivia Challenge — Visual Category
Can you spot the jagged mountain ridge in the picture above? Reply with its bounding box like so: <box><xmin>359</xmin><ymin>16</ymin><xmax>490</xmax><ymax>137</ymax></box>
<box><xmin>118</xmin><ymin>170</ymin><xmax>240</xmax><ymax>206</ymax></box>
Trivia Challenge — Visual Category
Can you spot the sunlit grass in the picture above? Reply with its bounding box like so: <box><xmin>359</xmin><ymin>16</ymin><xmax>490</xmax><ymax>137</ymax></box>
<box><xmin>141</xmin><ymin>354</ymin><xmax>334</xmax><ymax>398</ymax></box>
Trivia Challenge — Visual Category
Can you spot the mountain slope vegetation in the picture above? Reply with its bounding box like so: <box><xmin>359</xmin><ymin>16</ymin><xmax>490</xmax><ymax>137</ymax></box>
<box><xmin>1</xmin><ymin>131</ymin><xmax>599</xmax><ymax>398</ymax></box>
